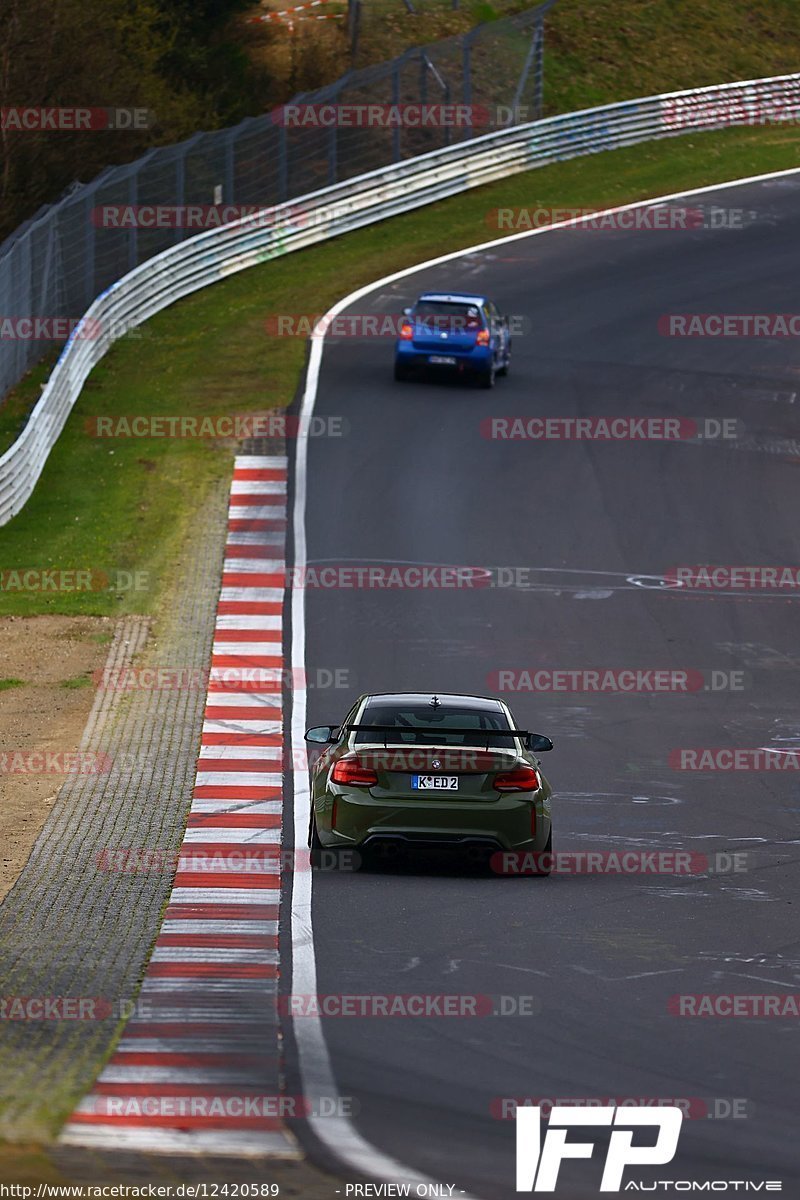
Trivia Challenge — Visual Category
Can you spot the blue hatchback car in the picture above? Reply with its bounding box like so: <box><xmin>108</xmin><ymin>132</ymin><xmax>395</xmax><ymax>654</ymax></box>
<box><xmin>394</xmin><ymin>292</ymin><xmax>511</xmax><ymax>388</ymax></box>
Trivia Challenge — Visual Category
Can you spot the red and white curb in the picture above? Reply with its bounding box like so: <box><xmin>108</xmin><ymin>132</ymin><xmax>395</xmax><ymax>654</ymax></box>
<box><xmin>61</xmin><ymin>456</ymin><xmax>299</xmax><ymax>1156</ymax></box>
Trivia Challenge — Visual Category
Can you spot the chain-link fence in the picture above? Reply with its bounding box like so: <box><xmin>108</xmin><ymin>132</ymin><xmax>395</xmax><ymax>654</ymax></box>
<box><xmin>0</xmin><ymin>0</ymin><xmax>556</xmax><ymax>405</ymax></box>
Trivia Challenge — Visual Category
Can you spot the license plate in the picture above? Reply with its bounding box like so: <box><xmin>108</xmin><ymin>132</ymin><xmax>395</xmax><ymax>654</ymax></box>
<box><xmin>428</xmin><ymin>355</ymin><xmax>456</xmax><ymax>365</ymax></box>
<box><xmin>412</xmin><ymin>775</ymin><xmax>458</xmax><ymax>790</ymax></box>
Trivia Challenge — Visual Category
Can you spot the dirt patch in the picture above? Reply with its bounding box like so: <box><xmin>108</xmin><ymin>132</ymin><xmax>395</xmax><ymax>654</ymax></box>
<box><xmin>0</xmin><ymin>615</ymin><xmax>121</xmax><ymax>903</ymax></box>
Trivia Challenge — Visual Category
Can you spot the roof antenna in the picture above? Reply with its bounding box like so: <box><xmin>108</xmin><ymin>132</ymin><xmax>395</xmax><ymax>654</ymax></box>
<box><xmin>429</xmin><ymin>694</ymin><xmax>440</xmax><ymax>708</ymax></box>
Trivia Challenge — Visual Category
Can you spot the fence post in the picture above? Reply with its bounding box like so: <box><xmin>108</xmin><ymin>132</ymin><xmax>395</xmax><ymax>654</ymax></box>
<box><xmin>533</xmin><ymin>17</ymin><xmax>546</xmax><ymax>119</ymax></box>
<box><xmin>278</xmin><ymin>125</ymin><xmax>288</xmax><ymax>202</ymax></box>
<box><xmin>225</xmin><ymin>130</ymin><xmax>235</xmax><ymax>204</ymax></box>
<box><xmin>21</xmin><ymin>235</ymin><xmax>33</xmax><ymax>387</ymax></box>
<box><xmin>510</xmin><ymin>16</ymin><xmax>545</xmax><ymax>124</ymax></box>
<box><xmin>124</xmin><ymin>149</ymin><xmax>161</xmax><ymax>268</ymax></box>
<box><xmin>462</xmin><ymin>33</ymin><xmax>474</xmax><ymax>142</ymax></box>
<box><xmin>175</xmin><ymin>148</ymin><xmax>185</xmax><ymax>244</ymax></box>
<box><xmin>84</xmin><ymin>189</ymin><xmax>96</xmax><ymax>304</ymax></box>
<box><xmin>348</xmin><ymin>0</ymin><xmax>361</xmax><ymax>60</ymax></box>
<box><xmin>328</xmin><ymin>120</ymin><xmax>338</xmax><ymax>187</ymax></box>
<box><xmin>392</xmin><ymin>62</ymin><xmax>401</xmax><ymax>162</ymax></box>
<box><xmin>127</xmin><ymin>167</ymin><xmax>138</xmax><ymax>272</ymax></box>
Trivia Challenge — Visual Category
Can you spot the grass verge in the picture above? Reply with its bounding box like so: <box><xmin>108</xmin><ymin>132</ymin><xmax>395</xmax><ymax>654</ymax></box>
<box><xmin>544</xmin><ymin>0</ymin><xmax>800</xmax><ymax>116</ymax></box>
<box><xmin>0</xmin><ymin>122</ymin><xmax>798</xmax><ymax>619</ymax></box>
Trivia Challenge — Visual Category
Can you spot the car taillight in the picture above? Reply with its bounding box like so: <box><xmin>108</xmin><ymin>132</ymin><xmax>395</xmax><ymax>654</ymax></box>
<box><xmin>494</xmin><ymin>766</ymin><xmax>541</xmax><ymax>792</ymax></box>
<box><xmin>331</xmin><ymin>755</ymin><xmax>378</xmax><ymax>787</ymax></box>
<box><xmin>399</xmin><ymin>321</ymin><xmax>414</xmax><ymax>340</ymax></box>
<box><xmin>476</xmin><ymin>328</ymin><xmax>490</xmax><ymax>345</ymax></box>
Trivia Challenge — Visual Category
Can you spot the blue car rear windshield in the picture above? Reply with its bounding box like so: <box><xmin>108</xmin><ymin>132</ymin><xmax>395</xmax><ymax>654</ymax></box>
<box><xmin>412</xmin><ymin>301</ymin><xmax>483</xmax><ymax>331</ymax></box>
<box><xmin>354</xmin><ymin>703</ymin><xmax>515</xmax><ymax>748</ymax></box>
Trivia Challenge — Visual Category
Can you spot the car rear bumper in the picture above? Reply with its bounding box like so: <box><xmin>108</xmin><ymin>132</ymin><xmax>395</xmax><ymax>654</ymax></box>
<box><xmin>318</xmin><ymin>789</ymin><xmax>551</xmax><ymax>852</ymax></box>
<box><xmin>394</xmin><ymin>342</ymin><xmax>494</xmax><ymax>373</ymax></box>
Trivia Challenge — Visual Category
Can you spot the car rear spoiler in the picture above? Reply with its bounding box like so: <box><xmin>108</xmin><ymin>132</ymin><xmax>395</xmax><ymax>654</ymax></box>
<box><xmin>345</xmin><ymin>723</ymin><xmax>527</xmax><ymax>740</ymax></box>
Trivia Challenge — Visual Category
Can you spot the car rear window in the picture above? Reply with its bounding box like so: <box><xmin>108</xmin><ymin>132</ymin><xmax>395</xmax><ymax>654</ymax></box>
<box><xmin>353</xmin><ymin>703</ymin><xmax>516</xmax><ymax>749</ymax></box>
<box><xmin>412</xmin><ymin>301</ymin><xmax>484</xmax><ymax>332</ymax></box>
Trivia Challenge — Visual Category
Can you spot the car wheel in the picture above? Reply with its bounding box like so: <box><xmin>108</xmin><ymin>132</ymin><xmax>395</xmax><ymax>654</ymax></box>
<box><xmin>394</xmin><ymin>362</ymin><xmax>410</xmax><ymax>382</ymax></box>
<box><xmin>308</xmin><ymin>808</ymin><xmax>323</xmax><ymax>867</ymax></box>
<box><xmin>534</xmin><ymin>828</ymin><xmax>553</xmax><ymax>876</ymax></box>
<box><xmin>479</xmin><ymin>361</ymin><xmax>496</xmax><ymax>389</ymax></box>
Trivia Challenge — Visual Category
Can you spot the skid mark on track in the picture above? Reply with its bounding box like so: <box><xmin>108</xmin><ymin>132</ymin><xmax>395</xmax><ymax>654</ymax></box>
<box><xmin>558</xmin><ymin>791</ymin><xmax>685</xmax><ymax>807</ymax></box>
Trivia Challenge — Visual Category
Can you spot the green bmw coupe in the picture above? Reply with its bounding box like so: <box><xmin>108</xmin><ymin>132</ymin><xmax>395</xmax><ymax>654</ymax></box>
<box><xmin>305</xmin><ymin>692</ymin><xmax>554</xmax><ymax>871</ymax></box>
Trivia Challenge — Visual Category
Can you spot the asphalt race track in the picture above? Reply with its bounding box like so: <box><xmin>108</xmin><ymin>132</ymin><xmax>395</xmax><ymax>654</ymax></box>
<box><xmin>286</xmin><ymin>175</ymin><xmax>800</xmax><ymax>1196</ymax></box>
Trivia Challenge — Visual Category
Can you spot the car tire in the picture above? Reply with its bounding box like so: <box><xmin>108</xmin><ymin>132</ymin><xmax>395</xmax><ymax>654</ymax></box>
<box><xmin>479</xmin><ymin>361</ymin><xmax>496</xmax><ymax>389</ymax></box>
<box><xmin>394</xmin><ymin>362</ymin><xmax>410</xmax><ymax>382</ymax></box>
<box><xmin>535</xmin><ymin>828</ymin><xmax>553</xmax><ymax>876</ymax></box>
<box><xmin>308</xmin><ymin>808</ymin><xmax>323</xmax><ymax>867</ymax></box>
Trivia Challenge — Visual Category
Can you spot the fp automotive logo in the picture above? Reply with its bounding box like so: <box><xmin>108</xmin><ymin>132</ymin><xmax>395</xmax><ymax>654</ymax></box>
<box><xmin>515</xmin><ymin>1105</ymin><xmax>683</xmax><ymax>1192</ymax></box>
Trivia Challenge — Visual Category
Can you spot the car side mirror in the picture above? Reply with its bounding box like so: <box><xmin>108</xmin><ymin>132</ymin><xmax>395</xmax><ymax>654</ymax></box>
<box><xmin>305</xmin><ymin>725</ymin><xmax>337</xmax><ymax>744</ymax></box>
<box><xmin>527</xmin><ymin>733</ymin><xmax>553</xmax><ymax>753</ymax></box>
<box><xmin>402</xmin><ymin>307</ymin><xmax>412</xmax><ymax>316</ymax></box>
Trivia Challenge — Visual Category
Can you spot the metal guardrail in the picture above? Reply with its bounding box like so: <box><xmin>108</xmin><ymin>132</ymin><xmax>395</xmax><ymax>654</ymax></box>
<box><xmin>2</xmin><ymin>72</ymin><xmax>799</xmax><ymax>525</ymax></box>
